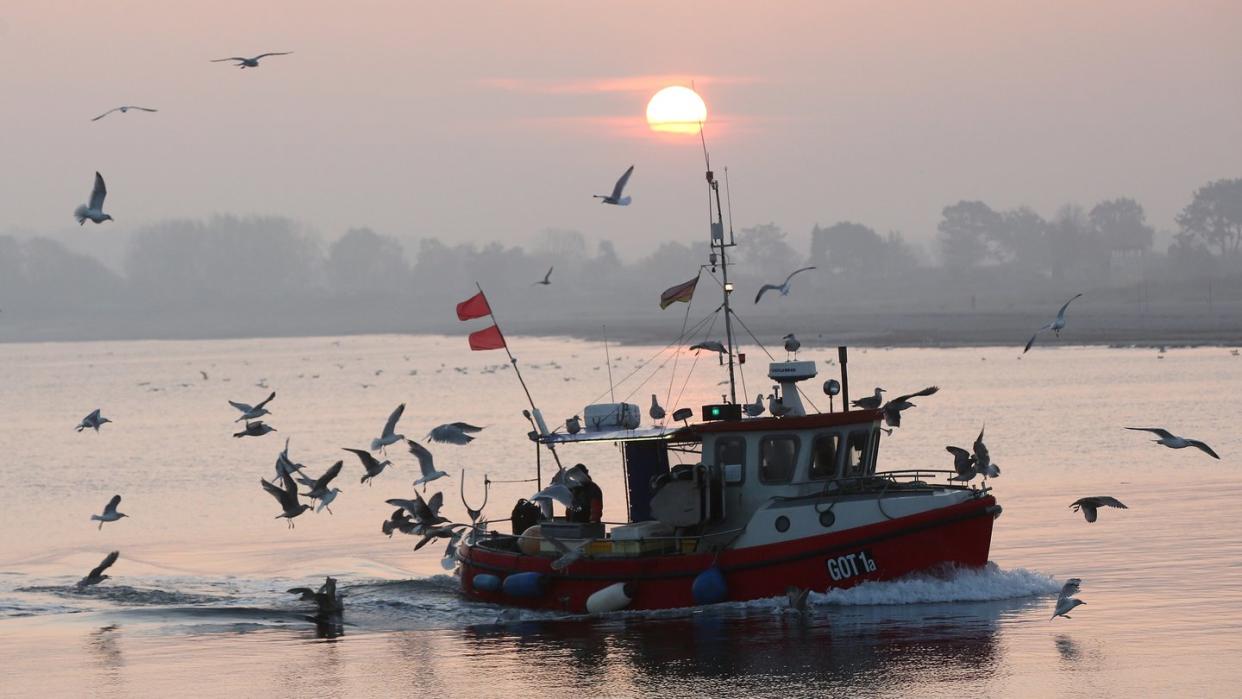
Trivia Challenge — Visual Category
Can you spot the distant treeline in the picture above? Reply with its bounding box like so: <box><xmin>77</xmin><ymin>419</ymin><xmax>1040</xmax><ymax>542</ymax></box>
<box><xmin>1</xmin><ymin>178</ymin><xmax>1240</xmax><ymax>341</ymax></box>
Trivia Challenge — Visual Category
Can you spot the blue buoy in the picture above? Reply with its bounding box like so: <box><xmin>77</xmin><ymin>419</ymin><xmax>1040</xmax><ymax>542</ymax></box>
<box><xmin>691</xmin><ymin>566</ymin><xmax>727</xmax><ymax>605</ymax></box>
<box><xmin>502</xmin><ymin>571</ymin><xmax>547</xmax><ymax>598</ymax></box>
<box><xmin>472</xmin><ymin>573</ymin><xmax>502</xmax><ymax>593</ymax></box>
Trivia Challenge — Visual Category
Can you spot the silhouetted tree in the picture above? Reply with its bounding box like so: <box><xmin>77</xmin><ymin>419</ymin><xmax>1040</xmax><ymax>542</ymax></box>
<box><xmin>1176</xmin><ymin>178</ymin><xmax>1242</xmax><ymax>258</ymax></box>
<box><xmin>736</xmin><ymin>223</ymin><xmax>798</xmax><ymax>281</ymax></box>
<box><xmin>938</xmin><ymin>201</ymin><xmax>1000</xmax><ymax>270</ymax></box>
<box><xmin>1091</xmin><ymin>198</ymin><xmax>1154</xmax><ymax>253</ymax></box>
<box><xmin>810</xmin><ymin>222</ymin><xmax>884</xmax><ymax>275</ymax></box>
<box><xmin>326</xmin><ymin>227</ymin><xmax>410</xmax><ymax>297</ymax></box>
<box><xmin>1000</xmin><ymin>207</ymin><xmax>1051</xmax><ymax>272</ymax></box>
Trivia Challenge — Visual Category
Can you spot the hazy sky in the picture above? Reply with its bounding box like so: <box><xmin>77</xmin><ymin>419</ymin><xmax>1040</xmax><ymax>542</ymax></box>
<box><xmin>4</xmin><ymin>1</ymin><xmax>1240</xmax><ymax>258</ymax></box>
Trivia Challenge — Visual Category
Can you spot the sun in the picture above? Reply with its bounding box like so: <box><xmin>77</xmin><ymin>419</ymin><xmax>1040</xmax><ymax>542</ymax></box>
<box><xmin>646</xmin><ymin>86</ymin><xmax>707</xmax><ymax>134</ymax></box>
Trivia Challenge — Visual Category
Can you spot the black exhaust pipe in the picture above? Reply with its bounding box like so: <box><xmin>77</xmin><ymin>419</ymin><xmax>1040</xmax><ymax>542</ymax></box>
<box><xmin>837</xmin><ymin>346</ymin><xmax>850</xmax><ymax>410</ymax></box>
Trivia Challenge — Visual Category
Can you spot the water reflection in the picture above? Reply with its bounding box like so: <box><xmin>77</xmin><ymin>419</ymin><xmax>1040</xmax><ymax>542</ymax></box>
<box><xmin>87</xmin><ymin>624</ymin><xmax>126</xmax><ymax>694</ymax></box>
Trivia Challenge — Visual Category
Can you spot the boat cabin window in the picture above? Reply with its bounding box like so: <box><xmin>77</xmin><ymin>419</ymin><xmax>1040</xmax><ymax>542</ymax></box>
<box><xmin>714</xmin><ymin>436</ymin><xmax>746</xmax><ymax>484</ymax></box>
<box><xmin>759</xmin><ymin>435</ymin><xmax>799</xmax><ymax>484</ymax></box>
<box><xmin>810</xmin><ymin>433</ymin><xmax>840</xmax><ymax>480</ymax></box>
<box><xmin>844</xmin><ymin>430</ymin><xmax>873</xmax><ymax>478</ymax></box>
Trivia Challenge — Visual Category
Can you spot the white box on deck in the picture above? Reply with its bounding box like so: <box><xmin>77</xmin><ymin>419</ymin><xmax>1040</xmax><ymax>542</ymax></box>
<box><xmin>583</xmin><ymin>402</ymin><xmax>640</xmax><ymax>431</ymax></box>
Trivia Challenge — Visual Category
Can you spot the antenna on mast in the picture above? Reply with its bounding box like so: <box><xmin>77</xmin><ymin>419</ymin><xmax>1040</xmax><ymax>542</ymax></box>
<box><xmin>695</xmin><ymin>105</ymin><xmax>739</xmax><ymax>404</ymax></box>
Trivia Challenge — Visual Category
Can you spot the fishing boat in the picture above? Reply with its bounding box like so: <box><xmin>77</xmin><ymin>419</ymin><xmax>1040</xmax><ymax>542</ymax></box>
<box><xmin>455</xmin><ymin>160</ymin><xmax>1001</xmax><ymax>614</ymax></box>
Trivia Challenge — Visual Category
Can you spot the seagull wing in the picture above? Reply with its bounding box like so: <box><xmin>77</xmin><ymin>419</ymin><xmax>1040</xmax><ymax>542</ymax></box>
<box><xmin>253</xmin><ymin>391</ymin><xmax>276</xmax><ymax>410</ymax></box>
<box><xmin>1058</xmin><ymin>578</ymin><xmax>1082</xmax><ymax>599</ymax></box>
<box><xmin>407</xmin><ymin>439</ymin><xmax>435</xmax><ymax>478</ymax></box>
<box><xmin>252</xmin><ymin>52</ymin><xmax>293</xmax><ymax>60</ymax></box>
<box><xmin>1125</xmin><ymin>427</ymin><xmax>1175</xmax><ymax>439</ymax></box>
<box><xmin>91</xmin><ymin>107</ymin><xmax>121</xmax><ymax>121</ymax></box>
<box><xmin>103</xmin><ymin>494</ymin><xmax>121</xmax><ymax>515</ymax></box>
<box><xmin>890</xmin><ymin>385</ymin><xmax>939</xmax><ymax>404</ymax></box>
<box><xmin>782</xmin><ymin>266</ymin><xmax>817</xmax><ymax>285</ymax></box>
<box><xmin>129</xmin><ymin>106</ymin><xmax>158</xmax><ymax>113</ymax></box>
<box><xmin>278</xmin><ymin>471</ymin><xmax>300</xmax><ymax>510</ymax></box>
<box><xmin>315</xmin><ymin>460</ymin><xmax>343</xmax><ymax>489</ymax></box>
<box><xmin>1093</xmin><ymin>496</ymin><xmax>1127</xmax><ymax>509</ymax></box>
<box><xmin>450</xmin><ymin>422</ymin><xmax>484</xmax><ymax>433</ymax></box>
<box><xmin>342</xmin><ymin>447</ymin><xmax>376</xmax><ymax>469</ymax></box>
<box><xmin>1056</xmin><ymin>293</ymin><xmax>1084</xmax><ymax>323</ymax></box>
<box><xmin>89</xmin><ymin>172</ymin><xmax>107</xmax><ymax>210</ymax></box>
<box><xmin>228</xmin><ymin>400</ymin><xmax>255</xmax><ymax>413</ymax></box>
<box><xmin>1188</xmin><ymin>440</ymin><xmax>1220</xmax><ymax>459</ymax></box>
<box><xmin>385</xmin><ymin>499</ymin><xmax>424</xmax><ymax>517</ymax></box>
<box><xmin>754</xmin><ymin>284</ymin><xmax>781</xmax><ymax>304</ymax></box>
<box><xmin>1023</xmin><ymin>331</ymin><xmax>1040</xmax><ymax>354</ymax></box>
<box><xmin>260</xmin><ymin>477</ymin><xmax>286</xmax><ymax>505</ymax></box>
<box><xmin>973</xmin><ymin>426</ymin><xmax>989</xmax><ymax>465</ymax></box>
<box><xmin>543</xmin><ymin>266</ymin><xmax>553</xmax><ymax>283</ymax></box>
<box><xmin>611</xmin><ymin>165</ymin><xmax>634</xmax><ymax>199</ymax></box>
<box><xmin>945</xmin><ymin>446</ymin><xmax>974</xmax><ymax>475</ymax></box>
<box><xmin>532</xmin><ymin>483</ymin><xmax>575</xmax><ymax>508</ymax></box>
<box><xmin>427</xmin><ymin>491</ymin><xmax>444</xmax><ymax>516</ymax></box>
<box><xmin>211</xmin><ymin>57</ymin><xmax>249</xmax><ymax>62</ymax></box>
<box><xmin>89</xmin><ymin>551</ymin><xmax>120</xmax><ymax>579</ymax></box>
<box><xmin>87</xmin><ymin>409</ymin><xmax>102</xmax><ymax>422</ymax></box>
<box><xmin>381</xmin><ymin>403</ymin><xmax>406</xmax><ymax>439</ymax></box>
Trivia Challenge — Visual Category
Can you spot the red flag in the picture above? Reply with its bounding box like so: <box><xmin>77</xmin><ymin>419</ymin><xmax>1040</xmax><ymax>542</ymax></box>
<box><xmin>659</xmin><ymin>276</ymin><xmax>699</xmax><ymax>309</ymax></box>
<box><xmin>468</xmin><ymin>324</ymin><xmax>506</xmax><ymax>351</ymax></box>
<box><xmin>456</xmin><ymin>291</ymin><xmax>491</xmax><ymax>321</ymax></box>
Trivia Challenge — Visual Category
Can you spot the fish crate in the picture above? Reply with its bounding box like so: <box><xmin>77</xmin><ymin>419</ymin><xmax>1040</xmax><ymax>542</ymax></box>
<box><xmin>611</xmin><ymin>539</ymin><xmax>677</xmax><ymax>556</ymax></box>
<box><xmin>587</xmin><ymin>540</ymin><xmax>614</xmax><ymax>555</ymax></box>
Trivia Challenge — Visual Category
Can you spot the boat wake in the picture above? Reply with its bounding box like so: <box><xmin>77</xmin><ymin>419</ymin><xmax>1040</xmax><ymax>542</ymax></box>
<box><xmin>808</xmin><ymin>563</ymin><xmax>1060</xmax><ymax>607</ymax></box>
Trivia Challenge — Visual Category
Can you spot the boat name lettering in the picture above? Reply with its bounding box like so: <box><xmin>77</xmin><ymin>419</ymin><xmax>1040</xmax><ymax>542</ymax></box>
<box><xmin>826</xmin><ymin>550</ymin><xmax>877</xmax><ymax>581</ymax></box>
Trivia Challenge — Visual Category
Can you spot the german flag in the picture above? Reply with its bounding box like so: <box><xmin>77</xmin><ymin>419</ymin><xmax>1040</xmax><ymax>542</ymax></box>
<box><xmin>659</xmin><ymin>276</ymin><xmax>699</xmax><ymax>309</ymax></box>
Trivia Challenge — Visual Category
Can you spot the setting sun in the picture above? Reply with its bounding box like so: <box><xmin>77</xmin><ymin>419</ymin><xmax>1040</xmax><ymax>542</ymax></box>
<box><xmin>646</xmin><ymin>85</ymin><xmax>707</xmax><ymax>134</ymax></box>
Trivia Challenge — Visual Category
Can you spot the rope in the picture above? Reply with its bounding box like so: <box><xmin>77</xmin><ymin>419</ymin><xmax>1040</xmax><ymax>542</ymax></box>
<box><xmin>728</xmin><ymin>307</ymin><xmax>823</xmax><ymax>414</ymax></box>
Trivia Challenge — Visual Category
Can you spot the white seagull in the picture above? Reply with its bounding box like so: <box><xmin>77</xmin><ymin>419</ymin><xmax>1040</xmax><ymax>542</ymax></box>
<box><xmin>1024</xmin><ymin>293</ymin><xmax>1083</xmax><ymax>353</ymax></box>
<box><xmin>754</xmin><ymin>267</ymin><xmax>816</xmax><ymax>304</ymax></box>
<box><xmin>408</xmin><ymin>439</ymin><xmax>449</xmax><ymax>491</ymax></box>
<box><xmin>783</xmin><ymin>334</ymin><xmax>801</xmax><ymax>356</ymax></box>
<box><xmin>229</xmin><ymin>391</ymin><xmax>275</xmax><ymax>422</ymax></box>
<box><xmin>593</xmin><ymin>165</ymin><xmax>634</xmax><ymax>205</ymax></box>
<box><xmin>210</xmin><ymin>52</ymin><xmax>293</xmax><ymax>68</ymax></box>
<box><xmin>77</xmin><ymin>408</ymin><xmax>112</xmax><ymax>432</ymax></box>
<box><xmin>1069</xmin><ymin>496</ymin><xmax>1127</xmax><ymax>523</ymax></box>
<box><xmin>1051</xmin><ymin>578</ymin><xmax>1086</xmax><ymax>620</ymax></box>
<box><xmin>371</xmin><ymin>403</ymin><xmax>406</xmax><ymax>452</ymax></box>
<box><xmin>1125</xmin><ymin>427</ymin><xmax>1220</xmax><ymax>459</ymax></box>
<box><xmin>298</xmin><ymin>460</ymin><xmax>344</xmax><ymax>514</ymax></box>
<box><xmin>74</xmin><ymin>172</ymin><xmax>113</xmax><ymax>225</ymax></box>
<box><xmin>92</xmin><ymin>106</ymin><xmax>158</xmax><ymax>121</ymax></box>
<box><xmin>90</xmin><ymin>495</ymin><xmax>129</xmax><ymax>530</ymax></box>
<box><xmin>744</xmin><ymin>393</ymin><xmax>766</xmax><ymax>417</ymax></box>
<box><xmin>78</xmin><ymin>551</ymin><xmax>120</xmax><ymax>588</ymax></box>
<box><xmin>544</xmin><ymin>532</ymin><xmax>593</xmax><ymax>571</ymax></box>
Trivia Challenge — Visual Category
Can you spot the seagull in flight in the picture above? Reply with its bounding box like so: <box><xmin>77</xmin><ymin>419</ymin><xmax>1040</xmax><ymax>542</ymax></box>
<box><xmin>92</xmin><ymin>106</ymin><xmax>157</xmax><ymax>121</ymax></box>
<box><xmin>881</xmin><ymin>386</ymin><xmax>939</xmax><ymax>428</ymax></box>
<box><xmin>1024</xmin><ymin>293</ymin><xmax>1083</xmax><ymax>353</ymax></box>
<box><xmin>90</xmin><ymin>495</ymin><xmax>129</xmax><ymax>530</ymax></box>
<box><xmin>1125</xmin><ymin>427</ymin><xmax>1219</xmax><ymax>459</ymax></box>
<box><xmin>1070</xmin><ymin>496</ymin><xmax>1127</xmax><ymax>523</ymax></box>
<box><xmin>593</xmin><ymin>165</ymin><xmax>634</xmax><ymax>205</ymax></box>
<box><xmin>234</xmin><ymin>421</ymin><xmax>276</xmax><ymax>438</ymax></box>
<box><xmin>77</xmin><ymin>408</ymin><xmax>112</xmax><ymax>432</ymax></box>
<box><xmin>543</xmin><ymin>532</ymin><xmax>592</xmax><ymax>571</ymax></box>
<box><xmin>74</xmin><ymin>172</ymin><xmax>113</xmax><ymax>225</ymax></box>
<box><xmin>229</xmin><ymin>391</ymin><xmax>275</xmax><ymax>422</ymax></box>
<box><xmin>343</xmin><ymin>447</ymin><xmax>391</xmax><ymax>486</ymax></box>
<box><xmin>851</xmin><ymin>387</ymin><xmax>886</xmax><ymax>410</ymax></box>
<box><xmin>946</xmin><ymin>446</ymin><xmax>977</xmax><ymax>482</ymax></box>
<box><xmin>77</xmin><ymin>551</ymin><xmax>120</xmax><ymax>588</ymax></box>
<box><xmin>972</xmin><ymin>425</ymin><xmax>1000</xmax><ymax>479</ymax></box>
<box><xmin>210</xmin><ymin>52</ymin><xmax>293</xmax><ymax>68</ymax></box>
<box><xmin>689</xmin><ymin>340</ymin><xmax>726</xmax><ymax>355</ymax></box>
<box><xmin>426</xmin><ymin>422</ymin><xmax>484</xmax><ymax>445</ymax></box>
<box><xmin>260</xmin><ymin>470</ymin><xmax>312</xmax><ymax>527</ymax></box>
<box><xmin>408</xmin><ymin>440</ymin><xmax>449</xmax><ymax>491</ymax></box>
<box><xmin>1051</xmin><ymin>578</ymin><xmax>1086</xmax><ymax>620</ymax></box>
<box><xmin>754</xmin><ymin>266</ymin><xmax>816</xmax><ymax>304</ymax></box>
<box><xmin>386</xmin><ymin>490</ymin><xmax>449</xmax><ymax>531</ymax></box>
<box><xmin>298</xmin><ymin>460</ymin><xmax>343</xmax><ymax>514</ymax></box>
<box><xmin>371</xmin><ymin>403</ymin><xmax>406</xmax><ymax>452</ymax></box>
<box><xmin>533</xmin><ymin>267</ymin><xmax>553</xmax><ymax>286</ymax></box>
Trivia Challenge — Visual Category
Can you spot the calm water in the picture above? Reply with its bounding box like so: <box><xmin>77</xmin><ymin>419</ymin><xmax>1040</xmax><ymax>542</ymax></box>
<box><xmin>1</xmin><ymin>335</ymin><xmax>1239</xmax><ymax>697</ymax></box>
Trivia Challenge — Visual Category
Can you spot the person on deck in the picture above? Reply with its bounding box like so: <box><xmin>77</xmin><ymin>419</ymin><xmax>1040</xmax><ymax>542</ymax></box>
<box><xmin>566</xmin><ymin>463</ymin><xmax>603</xmax><ymax>524</ymax></box>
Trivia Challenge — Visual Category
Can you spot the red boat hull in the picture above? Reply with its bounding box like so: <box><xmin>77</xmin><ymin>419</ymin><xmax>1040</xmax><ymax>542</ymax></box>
<box><xmin>458</xmin><ymin>495</ymin><xmax>999</xmax><ymax>613</ymax></box>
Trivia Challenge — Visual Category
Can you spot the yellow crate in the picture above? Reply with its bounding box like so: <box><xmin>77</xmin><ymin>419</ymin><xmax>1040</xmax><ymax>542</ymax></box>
<box><xmin>587</xmin><ymin>540</ymin><xmax>613</xmax><ymax>555</ymax></box>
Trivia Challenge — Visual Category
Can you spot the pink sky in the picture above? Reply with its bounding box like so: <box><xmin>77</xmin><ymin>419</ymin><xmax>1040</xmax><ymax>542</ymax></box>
<box><xmin>3</xmin><ymin>1</ymin><xmax>1240</xmax><ymax>256</ymax></box>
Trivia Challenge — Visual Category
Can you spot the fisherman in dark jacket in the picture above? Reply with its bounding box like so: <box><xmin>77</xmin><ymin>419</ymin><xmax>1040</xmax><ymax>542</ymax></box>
<box><xmin>566</xmin><ymin>463</ymin><xmax>603</xmax><ymax>523</ymax></box>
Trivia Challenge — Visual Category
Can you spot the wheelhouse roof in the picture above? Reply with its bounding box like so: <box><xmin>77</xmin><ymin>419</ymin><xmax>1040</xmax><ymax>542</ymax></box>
<box><xmin>538</xmin><ymin>409</ymin><xmax>883</xmax><ymax>446</ymax></box>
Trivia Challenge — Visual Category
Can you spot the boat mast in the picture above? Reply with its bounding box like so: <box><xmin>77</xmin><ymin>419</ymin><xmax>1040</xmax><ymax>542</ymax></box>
<box><xmin>700</xmin><ymin>128</ymin><xmax>738</xmax><ymax>404</ymax></box>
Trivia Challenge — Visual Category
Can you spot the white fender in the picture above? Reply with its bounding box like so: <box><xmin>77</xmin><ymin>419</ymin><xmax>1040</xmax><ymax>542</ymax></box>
<box><xmin>585</xmin><ymin>582</ymin><xmax>633</xmax><ymax>614</ymax></box>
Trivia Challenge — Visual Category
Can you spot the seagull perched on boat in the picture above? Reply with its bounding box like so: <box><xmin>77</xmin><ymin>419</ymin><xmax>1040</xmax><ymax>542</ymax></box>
<box><xmin>371</xmin><ymin>403</ymin><xmax>406</xmax><ymax>452</ymax></box>
<box><xmin>234</xmin><ymin>421</ymin><xmax>276</xmax><ymax>438</ymax></box>
<box><xmin>768</xmin><ymin>392</ymin><xmax>793</xmax><ymax>418</ymax></box>
<box><xmin>1051</xmin><ymin>578</ymin><xmax>1086</xmax><ymax>620</ymax></box>
<box><xmin>77</xmin><ymin>551</ymin><xmax>120</xmax><ymax>588</ymax></box>
<box><xmin>744</xmin><ymin>394</ymin><xmax>765</xmax><ymax>417</ymax></box>
<box><xmin>74</xmin><ymin>172</ymin><xmax>113</xmax><ymax>225</ymax></box>
<box><xmin>343</xmin><ymin>447</ymin><xmax>391</xmax><ymax>486</ymax></box>
<box><xmin>77</xmin><ymin>409</ymin><xmax>112</xmax><ymax>432</ymax></box>
<box><xmin>533</xmin><ymin>266</ymin><xmax>553</xmax><ymax>286</ymax></box>
<box><xmin>260</xmin><ymin>470</ymin><xmax>312</xmax><ymax>527</ymax></box>
<box><xmin>426</xmin><ymin>422</ymin><xmax>484</xmax><ymax>445</ymax></box>
<box><xmin>92</xmin><ymin>105</ymin><xmax>157</xmax><ymax>121</ymax></box>
<box><xmin>565</xmin><ymin>415</ymin><xmax>582</xmax><ymax>434</ymax></box>
<box><xmin>90</xmin><ymin>495</ymin><xmax>128</xmax><ymax>530</ymax></box>
<box><xmin>229</xmin><ymin>391</ymin><xmax>275</xmax><ymax>422</ymax></box>
<box><xmin>1124</xmin><ymin>427</ymin><xmax>1220</xmax><ymax>459</ymax></box>
<box><xmin>408</xmin><ymin>440</ymin><xmax>449</xmax><ymax>491</ymax></box>
<box><xmin>593</xmin><ymin>165</ymin><xmax>634</xmax><ymax>205</ymax></box>
<box><xmin>210</xmin><ymin>52</ymin><xmax>293</xmax><ymax>68</ymax></box>
<box><xmin>1023</xmin><ymin>293</ymin><xmax>1083</xmax><ymax>353</ymax></box>
<box><xmin>851</xmin><ymin>388</ymin><xmax>886</xmax><ymax>410</ymax></box>
<box><xmin>1069</xmin><ymin>496</ymin><xmax>1127</xmax><ymax>523</ymax></box>
<box><xmin>972</xmin><ymin>425</ymin><xmax>1000</xmax><ymax>479</ymax></box>
<box><xmin>881</xmin><ymin>386</ymin><xmax>939</xmax><ymax>428</ymax></box>
<box><xmin>543</xmin><ymin>532</ymin><xmax>593</xmax><ymax>571</ymax></box>
<box><xmin>754</xmin><ymin>266</ymin><xmax>816</xmax><ymax>304</ymax></box>
<box><xmin>783</xmin><ymin>334</ymin><xmax>801</xmax><ymax>357</ymax></box>
<box><xmin>946</xmin><ymin>446</ymin><xmax>977</xmax><ymax>482</ymax></box>
<box><xmin>298</xmin><ymin>460</ymin><xmax>343</xmax><ymax>514</ymax></box>
<box><xmin>649</xmin><ymin>395</ymin><xmax>666</xmax><ymax>421</ymax></box>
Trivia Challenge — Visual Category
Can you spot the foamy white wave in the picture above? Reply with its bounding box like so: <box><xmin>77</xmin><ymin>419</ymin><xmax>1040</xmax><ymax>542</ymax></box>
<box><xmin>810</xmin><ymin>564</ymin><xmax>1060</xmax><ymax>606</ymax></box>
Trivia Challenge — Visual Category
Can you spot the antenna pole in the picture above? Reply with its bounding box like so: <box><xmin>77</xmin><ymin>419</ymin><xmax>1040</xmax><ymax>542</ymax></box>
<box><xmin>699</xmin><ymin>124</ymin><xmax>738</xmax><ymax>404</ymax></box>
<box><xmin>603</xmin><ymin>324</ymin><xmax>615</xmax><ymax>403</ymax></box>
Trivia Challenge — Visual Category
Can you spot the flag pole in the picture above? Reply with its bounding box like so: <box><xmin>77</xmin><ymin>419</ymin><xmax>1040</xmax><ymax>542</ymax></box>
<box><xmin>475</xmin><ymin>282</ymin><xmax>562</xmax><ymax>479</ymax></box>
